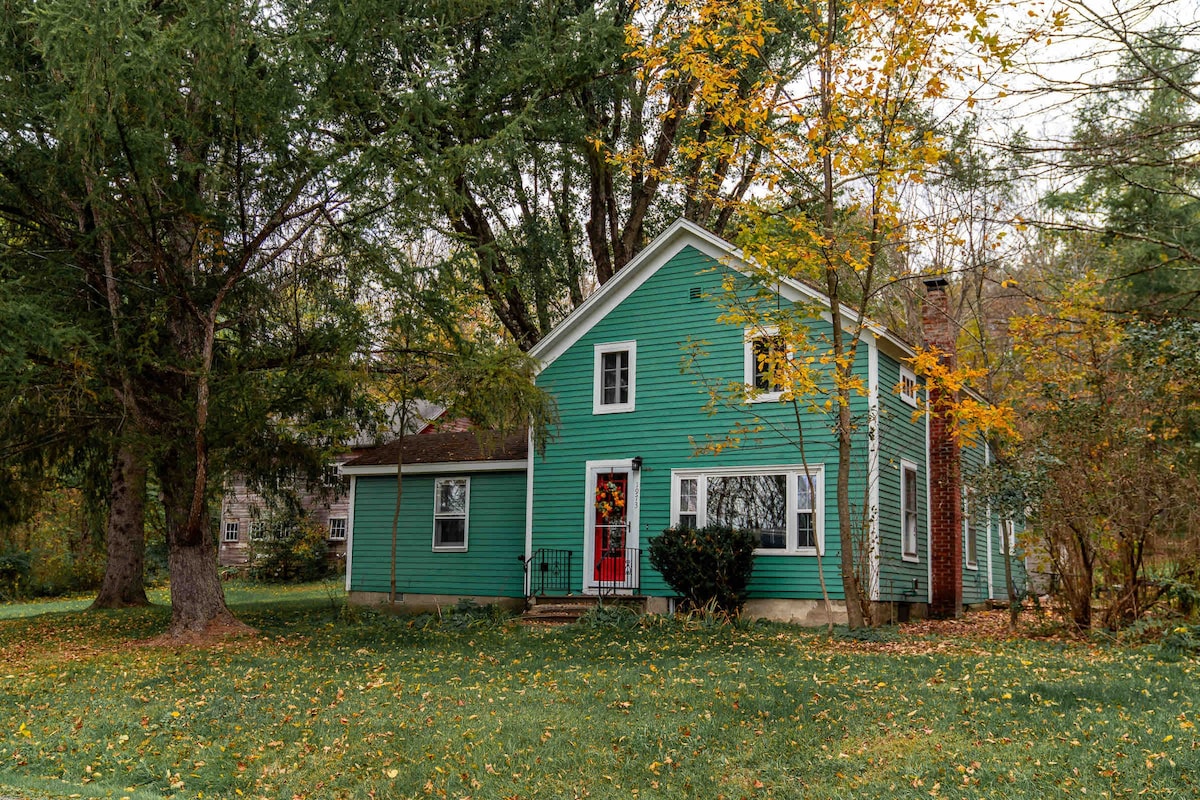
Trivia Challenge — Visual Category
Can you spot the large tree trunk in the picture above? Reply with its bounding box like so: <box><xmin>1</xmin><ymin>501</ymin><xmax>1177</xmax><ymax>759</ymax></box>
<box><xmin>91</xmin><ymin>442</ymin><xmax>150</xmax><ymax>609</ymax></box>
<box><xmin>159</xmin><ymin>445</ymin><xmax>242</xmax><ymax>636</ymax></box>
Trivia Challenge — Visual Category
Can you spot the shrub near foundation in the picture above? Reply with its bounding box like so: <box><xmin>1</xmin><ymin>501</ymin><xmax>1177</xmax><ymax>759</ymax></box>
<box><xmin>648</xmin><ymin>524</ymin><xmax>757</xmax><ymax>614</ymax></box>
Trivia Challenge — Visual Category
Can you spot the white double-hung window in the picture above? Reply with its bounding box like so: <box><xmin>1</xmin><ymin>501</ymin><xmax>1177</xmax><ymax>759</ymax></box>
<box><xmin>671</xmin><ymin>466</ymin><xmax>824</xmax><ymax>554</ymax></box>
<box><xmin>433</xmin><ymin>477</ymin><xmax>469</xmax><ymax>551</ymax></box>
<box><xmin>744</xmin><ymin>328</ymin><xmax>789</xmax><ymax>402</ymax></box>
<box><xmin>593</xmin><ymin>341</ymin><xmax>636</xmax><ymax>414</ymax></box>
<box><xmin>901</xmin><ymin>460</ymin><xmax>920</xmax><ymax>561</ymax></box>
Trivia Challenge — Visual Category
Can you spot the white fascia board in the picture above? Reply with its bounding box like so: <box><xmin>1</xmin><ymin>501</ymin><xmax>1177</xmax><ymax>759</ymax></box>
<box><xmin>344</xmin><ymin>475</ymin><xmax>357</xmax><ymax>592</ymax></box>
<box><xmin>530</xmin><ymin>217</ymin><xmax>919</xmax><ymax>375</ymax></box>
<box><xmin>341</xmin><ymin>460</ymin><xmax>528</xmax><ymax>476</ymax></box>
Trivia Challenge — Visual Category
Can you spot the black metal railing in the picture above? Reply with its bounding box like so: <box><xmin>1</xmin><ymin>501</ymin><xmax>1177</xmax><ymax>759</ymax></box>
<box><xmin>596</xmin><ymin>546</ymin><xmax>640</xmax><ymax>598</ymax></box>
<box><xmin>524</xmin><ymin>548</ymin><xmax>573</xmax><ymax>596</ymax></box>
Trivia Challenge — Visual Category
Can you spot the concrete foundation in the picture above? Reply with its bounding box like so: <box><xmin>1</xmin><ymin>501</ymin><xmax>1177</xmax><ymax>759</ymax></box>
<box><xmin>741</xmin><ymin>598</ymin><xmax>848</xmax><ymax>626</ymax></box>
<box><xmin>870</xmin><ymin>600</ymin><xmax>930</xmax><ymax>625</ymax></box>
<box><xmin>348</xmin><ymin>591</ymin><xmax>526</xmax><ymax>615</ymax></box>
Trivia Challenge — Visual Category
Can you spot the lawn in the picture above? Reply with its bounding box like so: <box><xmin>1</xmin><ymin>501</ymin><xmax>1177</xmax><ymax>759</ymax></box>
<box><xmin>0</xmin><ymin>586</ymin><xmax>1195</xmax><ymax>800</ymax></box>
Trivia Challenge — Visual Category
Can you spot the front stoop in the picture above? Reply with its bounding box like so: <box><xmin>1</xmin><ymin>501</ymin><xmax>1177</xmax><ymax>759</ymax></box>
<box><xmin>519</xmin><ymin>595</ymin><xmax>646</xmax><ymax>625</ymax></box>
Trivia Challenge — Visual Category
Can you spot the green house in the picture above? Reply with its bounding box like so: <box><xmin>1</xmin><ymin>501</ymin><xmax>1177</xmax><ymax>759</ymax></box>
<box><xmin>342</xmin><ymin>220</ymin><xmax>1024</xmax><ymax>621</ymax></box>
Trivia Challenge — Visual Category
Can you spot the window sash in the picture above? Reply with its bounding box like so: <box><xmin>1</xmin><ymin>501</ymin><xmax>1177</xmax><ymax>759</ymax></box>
<box><xmin>902</xmin><ymin>465</ymin><xmax>919</xmax><ymax>557</ymax></box>
<box><xmin>328</xmin><ymin>517</ymin><xmax>347</xmax><ymax>541</ymax></box>
<box><xmin>223</xmin><ymin>521</ymin><xmax>239</xmax><ymax>542</ymax></box>
<box><xmin>600</xmin><ymin>351</ymin><xmax>629</xmax><ymax>406</ymax></box>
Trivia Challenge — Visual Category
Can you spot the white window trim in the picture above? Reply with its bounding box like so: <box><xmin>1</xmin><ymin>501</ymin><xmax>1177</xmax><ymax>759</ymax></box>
<box><xmin>222</xmin><ymin>520</ymin><xmax>240</xmax><ymax>543</ymax></box>
<box><xmin>964</xmin><ymin>487</ymin><xmax>978</xmax><ymax>570</ymax></box>
<box><xmin>432</xmin><ymin>477</ymin><xmax>470</xmax><ymax>552</ymax></box>
<box><xmin>328</xmin><ymin>517</ymin><xmax>347</xmax><ymax>541</ymax></box>
<box><xmin>899</xmin><ymin>366</ymin><xmax>919</xmax><ymax>408</ymax></box>
<box><xmin>592</xmin><ymin>340</ymin><xmax>637</xmax><ymax>414</ymax></box>
<box><xmin>248</xmin><ymin>520</ymin><xmax>264</xmax><ymax>541</ymax></box>
<box><xmin>669</xmin><ymin>464</ymin><xmax>825</xmax><ymax>556</ymax></box>
<box><xmin>743</xmin><ymin>326</ymin><xmax>789</xmax><ymax>404</ymax></box>
<box><xmin>900</xmin><ymin>459</ymin><xmax>920</xmax><ymax>563</ymax></box>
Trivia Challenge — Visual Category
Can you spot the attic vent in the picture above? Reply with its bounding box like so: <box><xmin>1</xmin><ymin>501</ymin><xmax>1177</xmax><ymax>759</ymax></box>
<box><xmin>689</xmin><ymin>286</ymin><xmax>702</xmax><ymax>301</ymax></box>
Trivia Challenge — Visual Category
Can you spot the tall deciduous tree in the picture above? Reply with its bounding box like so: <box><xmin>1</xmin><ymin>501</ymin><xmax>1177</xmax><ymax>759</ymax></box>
<box><xmin>338</xmin><ymin>0</ymin><xmax>815</xmax><ymax>348</ymax></box>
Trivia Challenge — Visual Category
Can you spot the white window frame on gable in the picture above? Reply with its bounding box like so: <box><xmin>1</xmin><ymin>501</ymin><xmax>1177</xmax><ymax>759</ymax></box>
<box><xmin>593</xmin><ymin>341</ymin><xmax>637</xmax><ymax>414</ymax></box>
<box><xmin>743</xmin><ymin>327</ymin><xmax>790</xmax><ymax>403</ymax></box>
<box><xmin>670</xmin><ymin>465</ymin><xmax>825</xmax><ymax>555</ymax></box>
<box><xmin>900</xmin><ymin>460</ymin><xmax>920</xmax><ymax>562</ymax></box>
<box><xmin>328</xmin><ymin>517</ymin><xmax>348</xmax><ymax>542</ymax></box>
<box><xmin>899</xmin><ymin>366</ymin><xmax>919</xmax><ymax>408</ymax></box>
<box><xmin>222</xmin><ymin>521</ymin><xmax>240</xmax><ymax>543</ymax></box>
<box><xmin>432</xmin><ymin>477</ymin><xmax>470</xmax><ymax>552</ymax></box>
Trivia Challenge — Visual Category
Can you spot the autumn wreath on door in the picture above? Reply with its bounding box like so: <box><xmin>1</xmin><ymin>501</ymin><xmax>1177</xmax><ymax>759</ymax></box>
<box><xmin>594</xmin><ymin>477</ymin><xmax>626</xmax><ymax>521</ymax></box>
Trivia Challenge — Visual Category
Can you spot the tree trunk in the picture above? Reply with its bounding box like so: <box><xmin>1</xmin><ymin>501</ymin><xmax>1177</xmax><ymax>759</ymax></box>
<box><xmin>835</xmin><ymin>398</ymin><xmax>868</xmax><ymax>629</ymax></box>
<box><xmin>1003</xmin><ymin>521</ymin><xmax>1019</xmax><ymax>630</ymax></box>
<box><xmin>91</xmin><ymin>442</ymin><xmax>150</xmax><ymax>609</ymax></box>
<box><xmin>159</xmin><ymin>447</ymin><xmax>242</xmax><ymax>636</ymax></box>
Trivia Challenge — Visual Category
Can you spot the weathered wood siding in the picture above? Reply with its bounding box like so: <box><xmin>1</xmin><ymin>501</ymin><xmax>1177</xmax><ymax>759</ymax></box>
<box><xmin>217</xmin><ymin>474</ymin><xmax>349</xmax><ymax>567</ymax></box>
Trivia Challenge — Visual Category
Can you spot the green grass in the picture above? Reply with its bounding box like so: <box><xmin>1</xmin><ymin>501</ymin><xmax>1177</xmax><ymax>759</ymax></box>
<box><xmin>0</xmin><ymin>587</ymin><xmax>1195</xmax><ymax>800</ymax></box>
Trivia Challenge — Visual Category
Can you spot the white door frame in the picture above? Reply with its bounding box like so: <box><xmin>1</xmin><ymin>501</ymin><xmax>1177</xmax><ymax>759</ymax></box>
<box><xmin>582</xmin><ymin>459</ymin><xmax>640</xmax><ymax>592</ymax></box>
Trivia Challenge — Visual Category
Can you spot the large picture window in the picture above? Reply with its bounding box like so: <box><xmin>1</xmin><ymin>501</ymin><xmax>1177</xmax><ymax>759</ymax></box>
<box><xmin>593</xmin><ymin>341</ymin><xmax>636</xmax><ymax>414</ymax></box>
<box><xmin>671</xmin><ymin>466</ymin><xmax>824</xmax><ymax>554</ymax></box>
<box><xmin>433</xmin><ymin>477</ymin><xmax>469</xmax><ymax>551</ymax></box>
<box><xmin>901</xmin><ymin>461</ymin><xmax>920</xmax><ymax>561</ymax></box>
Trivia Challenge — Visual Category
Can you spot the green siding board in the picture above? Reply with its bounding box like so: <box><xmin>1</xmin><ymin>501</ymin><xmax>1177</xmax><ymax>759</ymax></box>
<box><xmin>961</xmin><ymin>437</ymin><xmax>989</xmax><ymax>605</ymax></box>
<box><xmin>533</xmin><ymin>245</ymin><xmax>872</xmax><ymax>600</ymax></box>
<box><xmin>875</xmin><ymin>352</ymin><xmax>929</xmax><ymax>602</ymax></box>
<box><xmin>350</xmin><ymin>472</ymin><xmax>526</xmax><ymax>597</ymax></box>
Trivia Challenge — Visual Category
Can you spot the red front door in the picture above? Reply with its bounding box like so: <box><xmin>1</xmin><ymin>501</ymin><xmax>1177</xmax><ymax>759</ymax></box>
<box><xmin>594</xmin><ymin>471</ymin><xmax>628</xmax><ymax>583</ymax></box>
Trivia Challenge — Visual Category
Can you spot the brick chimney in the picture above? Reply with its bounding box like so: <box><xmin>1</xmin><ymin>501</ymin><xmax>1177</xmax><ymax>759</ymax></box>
<box><xmin>922</xmin><ymin>278</ymin><xmax>962</xmax><ymax>619</ymax></box>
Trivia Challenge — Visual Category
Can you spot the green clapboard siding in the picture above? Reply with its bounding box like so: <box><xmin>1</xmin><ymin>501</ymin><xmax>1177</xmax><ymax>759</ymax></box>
<box><xmin>961</xmin><ymin>436</ymin><xmax>989</xmax><ymax>605</ymax></box>
<box><xmin>349</xmin><ymin>471</ymin><xmax>526</xmax><ymax>597</ymax></box>
<box><xmin>533</xmin><ymin>244</ymin><xmax>874</xmax><ymax>600</ymax></box>
<box><xmin>875</xmin><ymin>352</ymin><xmax>929</xmax><ymax>603</ymax></box>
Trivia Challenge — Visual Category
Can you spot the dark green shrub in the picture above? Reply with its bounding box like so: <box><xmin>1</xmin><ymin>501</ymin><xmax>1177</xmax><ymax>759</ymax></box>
<box><xmin>648</xmin><ymin>524</ymin><xmax>757</xmax><ymax>614</ymax></box>
<box><xmin>248</xmin><ymin>510</ymin><xmax>330</xmax><ymax>583</ymax></box>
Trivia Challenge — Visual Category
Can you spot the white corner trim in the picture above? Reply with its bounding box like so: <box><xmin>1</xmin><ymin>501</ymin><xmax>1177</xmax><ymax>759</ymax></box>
<box><xmin>344</xmin><ymin>475</ymin><xmax>357</xmax><ymax>592</ymax></box>
<box><xmin>524</xmin><ymin>428</ymin><xmax>535</xmax><ymax>596</ymax></box>
<box><xmin>341</xmin><ymin>459</ymin><xmax>528</xmax><ymax>476</ymax></box>
<box><xmin>868</xmin><ymin>335</ymin><xmax>881</xmax><ymax>601</ymax></box>
<box><xmin>925</xmin><ymin>410</ymin><xmax>933</xmax><ymax>602</ymax></box>
<box><xmin>985</xmin><ymin>441</ymin><xmax>994</xmax><ymax>600</ymax></box>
